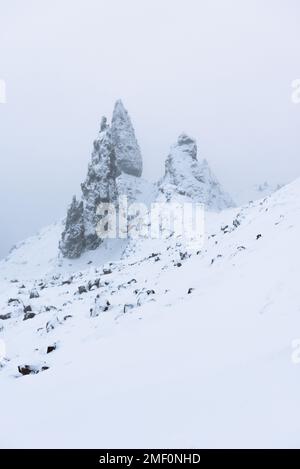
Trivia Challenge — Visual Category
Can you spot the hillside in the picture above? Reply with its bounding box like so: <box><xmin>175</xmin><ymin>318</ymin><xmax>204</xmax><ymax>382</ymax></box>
<box><xmin>1</xmin><ymin>180</ymin><xmax>300</xmax><ymax>448</ymax></box>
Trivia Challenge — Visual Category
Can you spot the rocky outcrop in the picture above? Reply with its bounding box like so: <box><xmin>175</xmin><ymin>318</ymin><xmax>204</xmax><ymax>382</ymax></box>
<box><xmin>111</xmin><ymin>100</ymin><xmax>143</xmax><ymax>177</ymax></box>
<box><xmin>158</xmin><ymin>133</ymin><xmax>234</xmax><ymax>210</ymax></box>
<box><xmin>60</xmin><ymin>102</ymin><xmax>144</xmax><ymax>258</ymax></box>
<box><xmin>81</xmin><ymin>117</ymin><xmax>119</xmax><ymax>251</ymax></box>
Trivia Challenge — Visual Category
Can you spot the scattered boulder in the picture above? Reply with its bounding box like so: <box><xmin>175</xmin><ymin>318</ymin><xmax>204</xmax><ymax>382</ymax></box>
<box><xmin>123</xmin><ymin>304</ymin><xmax>135</xmax><ymax>314</ymax></box>
<box><xmin>0</xmin><ymin>313</ymin><xmax>11</xmax><ymax>320</ymax></box>
<box><xmin>78</xmin><ymin>285</ymin><xmax>87</xmax><ymax>294</ymax></box>
<box><xmin>44</xmin><ymin>305</ymin><xmax>57</xmax><ymax>312</ymax></box>
<box><xmin>180</xmin><ymin>252</ymin><xmax>189</xmax><ymax>261</ymax></box>
<box><xmin>45</xmin><ymin>317</ymin><xmax>61</xmax><ymax>333</ymax></box>
<box><xmin>103</xmin><ymin>268</ymin><xmax>112</xmax><ymax>275</ymax></box>
<box><xmin>8</xmin><ymin>298</ymin><xmax>21</xmax><ymax>305</ymax></box>
<box><xmin>221</xmin><ymin>225</ymin><xmax>230</xmax><ymax>234</ymax></box>
<box><xmin>137</xmin><ymin>289</ymin><xmax>156</xmax><ymax>307</ymax></box>
<box><xmin>61</xmin><ymin>277</ymin><xmax>73</xmax><ymax>286</ymax></box>
<box><xmin>47</xmin><ymin>344</ymin><xmax>57</xmax><ymax>354</ymax></box>
<box><xmin>127</xmin><ymin>278</ymin><xmax>137</xmax><ymax>285</ymax></box>
<box><xmin>87</xmin><ymin>278</ymin><xmax>101</xmax><ymax>290</ymax></box>
<box><xmin>18</xmin><ymin>364</ymin><xmax>49</xmax><ymax>376</ymax></box>
<box><xmin>90</xmin><ymin>296</ymin><xmax>111</xmax><ymax>317</ymax></box>
<box><xmin>23</xmin><ymin>311</ymin><xmax>36</xmax><ymax>321</ymax></box>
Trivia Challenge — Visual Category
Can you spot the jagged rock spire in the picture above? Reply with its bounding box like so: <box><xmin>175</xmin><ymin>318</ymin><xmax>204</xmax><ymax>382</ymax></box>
<box><xmin>59</xmin><ymin>101</ymin><xmax>143</xmax><ymax>258</ymax></box>
<box><xmin>159</xmin><ymin>133</ymin><xmax>234</xmax><ymax>210</ymax></box>
<box><xmin>111</xmin><ymin>99</ymin><xmax>143</xmax><ymax>177</ymax></box>
<box><xmin>81</xmin><ymin>117</ymin><xmax>119</xmax><ymax>251</ymax></box>
<box><xmin>59</xmin><ymin>196</ymin><xmax>85</xmax><ymax>258</ymax></box>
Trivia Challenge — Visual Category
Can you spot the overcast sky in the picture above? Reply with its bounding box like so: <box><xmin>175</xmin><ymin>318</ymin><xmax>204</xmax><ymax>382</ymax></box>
<box><xmin>0</xmin><ymin>0</ymin><xmax>300</xmax><ymax>258</ymax></box>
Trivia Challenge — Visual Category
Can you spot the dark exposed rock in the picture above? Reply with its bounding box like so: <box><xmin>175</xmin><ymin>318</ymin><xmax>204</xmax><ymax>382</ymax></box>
<box><xmin>103</xmin><ymin>268</ymin><xmax>112</xmax><ymax>275</ymax></box>
<box><xmin>127</xmin><ymin>278</ymin><xmax>137</xmax><ymax>285</ymax></box>
<box><xmin>23</xmin><ymin>312</ymin><xmax>36</xmax><ymax>321</ymax></box>
<box><xmin>0</xmin><ymin>313</ymin><xmax>11</xmax><ymax>320</ymax></box>
<box><xmin>59</xmin><ymin>196</ymin><xmax>85</xmax><ymax>259</ymax></box>
<box><xmin>18</xmin><ymin>364</ymin><xmax>49</xmax><ymax>376</ymax></box>
<box><xmin>61</xmin><ymin>277</ymin><xmax>73</xmax><ymax>286</ymax></box>
<box><xmin>8</xmin><ymin>298</ymin><xmax>21</xmax><ymax>305</ymax></box>
<box><xmin>47</xmin><ymin>344</ymin><xmax>56</xmax><ymax>354</ymax></box>
<box><xmin>45</xmin><ymin>305</ymin><xmax>57</xmax><ymax>312</ymax></box>
<box><xmin>124</xmin><ymin>304</ymin><xmax>135</xmax><ymax>314</ymax></box>
<box><xmin>87</xmin><ymin>278</ymin><xmax>101</xmax><ymax>290</ymax></box>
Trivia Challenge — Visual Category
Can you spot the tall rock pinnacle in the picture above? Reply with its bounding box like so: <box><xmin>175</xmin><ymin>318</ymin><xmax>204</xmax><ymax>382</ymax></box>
<box><xmin>80</xmin><ymin>117</ymin><xmax>119</xmax><ymax>251</ymax></box>
<box><xmin>159</xmin><ymin>133</ymin><xmax>235</xmax><ymax>210</ymax></box>
<box><xmin>111</xmin><ymin>99</ymin><xmax>143</xmax><ymax>177</ymax></box>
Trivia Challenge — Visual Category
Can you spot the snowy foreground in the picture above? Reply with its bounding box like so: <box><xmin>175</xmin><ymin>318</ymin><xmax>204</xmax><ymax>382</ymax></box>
<box><xmin>1</xmin><ymin>180</ymin><xmax>300</xmax><ymax>448</ymax></box>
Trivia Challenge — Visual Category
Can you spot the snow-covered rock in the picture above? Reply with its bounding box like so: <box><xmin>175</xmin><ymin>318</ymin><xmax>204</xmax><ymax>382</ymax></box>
<box><xmin>81</xmin><ymin>116</ymin><xmax>119</xmax><ymax>251</ymax></box>
<box><xmin>111</xmin><ymin>99</ymin><xmax>143</xmax><ymax>177</ymax></box>
<box><xmin>59</xmin><ymin>196</ymin><xmax>85</xmax><ymax>259</ymax></box>
<box><xmin>158</xmin><ymin>133</ymin><xmax>235</xmax><ymax>210</ymax></box>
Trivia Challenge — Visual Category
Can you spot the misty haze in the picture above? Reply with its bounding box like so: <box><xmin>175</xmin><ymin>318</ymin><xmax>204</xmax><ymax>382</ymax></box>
<box><xmin>1</xmin><ymin>0</ymin><xmax>300</xmax><ymax>455</ymax></box>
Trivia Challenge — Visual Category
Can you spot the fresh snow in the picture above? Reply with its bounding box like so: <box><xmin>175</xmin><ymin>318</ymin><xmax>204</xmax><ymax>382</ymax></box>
<box><xmin>1</xmin><ymin>179</ymin><xmax>300</xmax><ymax>448</ymax></box>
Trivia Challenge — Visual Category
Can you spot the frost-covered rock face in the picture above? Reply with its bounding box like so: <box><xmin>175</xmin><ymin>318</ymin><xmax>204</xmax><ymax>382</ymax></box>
<box><xmin>59</xmin><ymin>196</ymin><xmax>85</xmax><ymax>259</ymax></box>
<box><xmin>111</xmin><ymin>100</ymin><xmax>143</xmax><ymax>177</ymax></box>
<box><xmin>81</xmin><ymin>117</ymin><xmax>119</xmax><ymax>250</ymax></box>
<box><xmin>158</xmin><ymin>133</ymin><xmax>235</xmax><ymax>211</ymax></box>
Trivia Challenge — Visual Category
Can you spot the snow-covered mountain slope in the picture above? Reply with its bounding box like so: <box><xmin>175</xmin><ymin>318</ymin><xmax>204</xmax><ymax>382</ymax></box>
<box><xmin>1</xmin><ymin>179</ymin><xmax>300</xmax><ymax>448</ymax></box>
<box><xmin>233</xmin><ymin>181</ymin><xmax>284</xmax><ymax>205</ymax></box>
<box><xmin>158</xmin><ymin>134</ymin><xmax>235</xmax><ymax>210</ymax></box>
